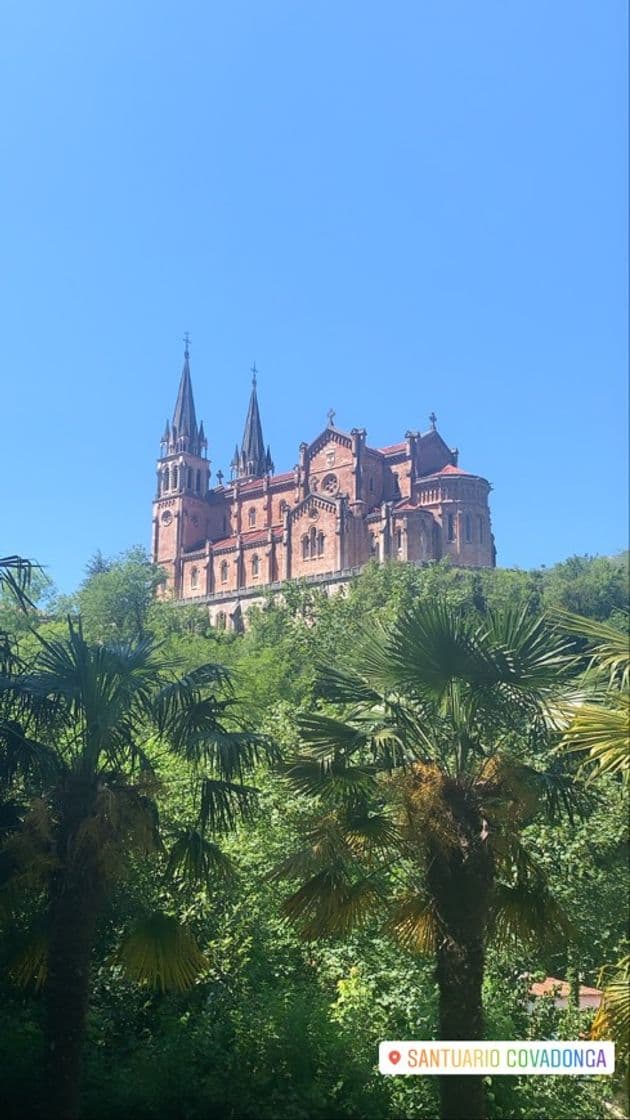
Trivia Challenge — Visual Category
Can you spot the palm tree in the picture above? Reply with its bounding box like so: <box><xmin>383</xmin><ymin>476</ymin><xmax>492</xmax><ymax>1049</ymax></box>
<box><xmin>557</xmin><ymin>609</ymin><xmax>629</xmax><ymax>781</ymax></box>
<box><xmin>557</xmin><ymin>609</ymin><xmax>629</xmax><ymax>1077</ymax></box>
<box><xmin>0</xmin><ymin>618</ymin><xmax>276</xmax><ymax>1120</ymax></box>
<box><xmin>275</xmin><ymin>602</ymin><xmax>579</xmax><ymax>1120</ymax></box>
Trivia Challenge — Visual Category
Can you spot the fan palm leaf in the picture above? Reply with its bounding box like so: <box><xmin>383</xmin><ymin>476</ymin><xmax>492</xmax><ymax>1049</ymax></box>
<box><xmin>562</xmin><ymin>696</ymin><xmax>629</xmax><ymax>781</ymax></box>
<box><xmin>590</xmin><ymin>956</ymin><xmax>630</xmax><ymax>1057</ymax></box>
<box><xmin>114</xmin><ymin>912</ymin><xmax>208</xmax><ymax>991</ymax></box>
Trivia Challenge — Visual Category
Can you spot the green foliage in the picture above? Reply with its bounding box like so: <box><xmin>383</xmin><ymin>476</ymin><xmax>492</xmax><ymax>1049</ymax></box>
<box><xmin>0</xmin><ymin>548</ymin><xmax>627</xmax><ymax>1119</ymax></box>
<box><xmin>75</xmin><ymin>545</ymin><xmax>166</xmax><ymax>643</ymax></box>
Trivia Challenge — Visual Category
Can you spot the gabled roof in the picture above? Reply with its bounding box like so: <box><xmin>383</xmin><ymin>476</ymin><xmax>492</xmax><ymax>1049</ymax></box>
<box><xmin>288</xmin><ymin>492</ymin><xmax>336</xmax><ymax>522</ymax></box>
<box><xmin>305</xmin><ymin>425</ymin><xmax>353</xmax><ymax>460</ymax></box>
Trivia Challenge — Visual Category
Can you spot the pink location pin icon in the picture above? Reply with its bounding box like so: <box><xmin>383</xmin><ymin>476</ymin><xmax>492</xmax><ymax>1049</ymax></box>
<box><xmin>388</xmin><ymin>1049</ymin><xmax>401</xmax><ymax>1066</ymax></box>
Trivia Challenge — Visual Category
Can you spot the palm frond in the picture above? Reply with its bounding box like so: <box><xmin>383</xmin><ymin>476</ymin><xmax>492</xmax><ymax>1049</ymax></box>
<box><xmin>165</xmin><ymin>829</ymin><xmax>234</xmax><ymax>885</ymax></box>
<box><xmin>151</xmin><ymin>664</ymin><xmax>233</xmax><ymax>736</ymax></box>
<box><xmin>114</xmin><ymin>912</ymin><xmax>208</xmax><ymax>991</ymax></box>
<box><xmin>314</xmin><ymin>665</ymin><xmax>383</xmax><ymax>706</ymax></box>
<box><xmin>388</xmin><ymin>892</ymin><xmax>441</xmax><ymax>954</ymax></box>
<box><xmin>9</xmin><ymin>930</ymin><xmax>48</xmax><ymax>990</ymax></box>
<box><xmin>282</xmin><ymin>866</ymin><xmax>382</xmax><ymax>939</ymax></box>
<box><xmin>554</xmin><ymin>608</ymin><xmax>630</xmax><ymax>689</ymax></box>
<box><xmin>296</xmin><ymin>713</ymin><xmax>368</xmax><ymax>759</ymax></box>
<box><xmin>0</xmin><ymin>719</ymin><xmax>62</xmax><ymax>786</ymax></box>
<box><xmin>340</xmin><ymin>808</ymin><xmax>403</xmax><ymax>859</ymax></box>
<box><xmin>489</xmin><ymin>856</ymin><xmax>570</xmax><ymax>950</ymax></box>
<box><xmin>0</xmin><ymin>555</ymin><xmax>36</xmax><ymax>611</ymax></box>
<box><xmin>482</xmin><ymin>608</ymin><xmax>575</xmax><ymax>690</ymax></box>
<box><xmin>199</xmin><ymin>778</ymin><xmax>259</xmax><ymax>832</ymax></box>
<box><xmin>561</xmin><ymin>696</ymin><xmax>630</xmax><ymax>781</ymax></box>
<box><xmin>590</xmin><ymin>956</ymin><xmax>630</xmax><ymax>1056</ymax></box>
<box><xmin>283</xmin><ymin>755</ymin><xmax>376</xmax><ymax>804</ymax></box>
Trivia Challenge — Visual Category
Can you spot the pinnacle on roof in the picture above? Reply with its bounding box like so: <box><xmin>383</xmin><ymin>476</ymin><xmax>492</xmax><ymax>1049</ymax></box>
<box><xmin>234</xmin><ymin>364</ymin><xmax>273</xmax><ymax>478</ymax></box>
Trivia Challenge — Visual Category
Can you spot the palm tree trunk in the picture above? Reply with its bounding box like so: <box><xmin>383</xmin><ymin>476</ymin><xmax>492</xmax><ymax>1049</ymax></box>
<box><xmin>44</xmin><ymin>881</ymin><xmax>99</xmax><ymax>1120</ymax></box>
<box><xmin>428</xmin><ymin>790</ymin><xmax>494</xmax><ymax>1120</ymax></box>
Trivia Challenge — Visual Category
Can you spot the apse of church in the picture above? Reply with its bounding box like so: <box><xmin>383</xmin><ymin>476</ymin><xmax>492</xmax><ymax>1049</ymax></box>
<box><xmin>152</xmin><ymin>345</ymin><xmax>496</xmax><ymax>627</ymax></box>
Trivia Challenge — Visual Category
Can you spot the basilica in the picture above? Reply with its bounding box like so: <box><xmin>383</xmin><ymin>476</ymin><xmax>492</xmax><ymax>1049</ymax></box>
<box><xmin>152</xmin><ymin>344</ymin><xmax>496</xmax><ymax>628</ymax></box>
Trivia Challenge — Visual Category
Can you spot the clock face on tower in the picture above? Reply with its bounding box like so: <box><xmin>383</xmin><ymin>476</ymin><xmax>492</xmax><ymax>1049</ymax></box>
<box><xmin>161</xmin><ymin>510</ymin><xmax>173</xmax><ymax>526</ymax></box>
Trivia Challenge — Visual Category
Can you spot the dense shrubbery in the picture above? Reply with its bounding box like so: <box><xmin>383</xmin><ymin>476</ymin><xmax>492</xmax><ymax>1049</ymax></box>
<box><xmin>0</xmin><ymin>550</ymin><xmax>627</xmax><ymax>1119</ymax></box>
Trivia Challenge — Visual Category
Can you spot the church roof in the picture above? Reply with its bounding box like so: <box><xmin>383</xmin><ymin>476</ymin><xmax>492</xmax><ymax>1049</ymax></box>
<box><xmin>436</xmin><ymin>464</ymin><xmax>472</xmax><ymax>476</ymax></box>
<box><xmin>380</xmin><ymin>441</ymin><xmax>406</xmax><ymax>456</ymax></box>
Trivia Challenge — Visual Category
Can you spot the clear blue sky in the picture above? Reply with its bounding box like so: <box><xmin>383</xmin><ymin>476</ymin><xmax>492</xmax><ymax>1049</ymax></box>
<box><xmin>2</xmin><ymin>0</ymin><xmax>627</xmax><ymax>593</ymax></box>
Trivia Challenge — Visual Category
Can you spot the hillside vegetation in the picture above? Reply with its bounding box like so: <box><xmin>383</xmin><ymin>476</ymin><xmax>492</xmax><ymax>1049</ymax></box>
<box><xmin>0</xmin><ymin>550</ymin><xmax>627</xmax><ymax>1120</ymax></box>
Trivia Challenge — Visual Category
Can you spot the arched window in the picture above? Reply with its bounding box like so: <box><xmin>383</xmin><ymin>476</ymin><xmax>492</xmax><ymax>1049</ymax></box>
<box><xmin>171</xmin><ymin>466</ymin><xmax>178</xmax><ymax>490</ymax></box>
<box><xmin>220</xmin><ymin>560</ymin><xmax>228</xmax><ymax>583</ymax></box>
<box><xmin>187</xmin><ymin>468</ymin><xmax>193</xmax><ymax>489</ymax></box>
<box><xmin>195</xmin><ymin>469</ymin><xmax>201</xmax><ymax>492</ymax></box>
<box><xmin>248</xmin><ymin>508</ymin><xmax>256</xmax><ymax>527</ymax></box>
<box><xmin>252</xmin><ymin>554</ymin><xmax>260</xmax><ymax>577</ymax></box>
<box><xmin>447</xmin><ymin>514</ymin><xmax>455</xmax><ymax>542</ymax></box>
<box><xmin>317</xmin><ymin>531</ymin><xmax>325</xmax><ymax>556</ymax></box>
<box><xmin>190</xmin><ymin>567</ymin><xmax>199</xmax><ymax>590</ymax></box>
<box><xmin>310</xmin><ymin>526</ymin><xmax>317</xmax><ymax>557</ymax></box>
<box><xmin>162</xmin><ymin>469</ymin><xmax>169</xmax><ymax>493</ymax></box>
<box><xmin>302</xmin><ymin>534</ymin><xmax>310</xmax><ymax>560</ymax></box>
<box><xmin>465</xmin><ymin>514</ymin><xmax>472</xmax><ymax>543</ymax></box>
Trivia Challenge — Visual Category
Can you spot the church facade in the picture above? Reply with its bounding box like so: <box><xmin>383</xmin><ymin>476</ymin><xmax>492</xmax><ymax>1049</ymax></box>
<box><xmin>152</xmin><ymin>345</ymin><xmax>496</xmax><ymax>628</ymax></box>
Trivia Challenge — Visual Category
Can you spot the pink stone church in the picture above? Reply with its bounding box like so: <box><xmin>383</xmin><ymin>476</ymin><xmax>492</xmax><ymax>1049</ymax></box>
<box><xmin>152</xmin><ymin>344</ymin><xmax>496</xmax><ymax>628</ymax></box>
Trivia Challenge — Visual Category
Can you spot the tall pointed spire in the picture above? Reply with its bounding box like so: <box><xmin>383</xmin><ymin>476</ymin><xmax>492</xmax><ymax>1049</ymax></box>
<box><xmin>166</xmin><ymin>335</ymin><xmax>206</xmax><ymax>456</ymax></box>
<box><xmin>235</xmin><ymin>363</ymin><xmax>271</xmax><ymax>478</ymax></box>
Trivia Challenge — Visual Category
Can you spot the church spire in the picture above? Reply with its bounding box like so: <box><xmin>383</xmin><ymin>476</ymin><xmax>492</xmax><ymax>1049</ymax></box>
<box><xmin>167</xmin><ymin>336</ymin><xmax>206</xmax><ymax>456</ymax></box>
<box><xmin>235</xmin><ymin>363</ymin><xmax>271</xmax><ymax>478</ymax></box>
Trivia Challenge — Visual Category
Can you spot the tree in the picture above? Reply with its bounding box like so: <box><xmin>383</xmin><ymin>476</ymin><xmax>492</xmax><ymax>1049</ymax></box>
<box><xmin>0</xmin><ymin>619</ymin><xmax>276</xmax><ymax>1119</ymax></box>
<box><xmin>276</xmin><ymin>602</ymin><xmax>579</xmax><ymax>1120</ymax></box>
<box><xmin>557</xmin><ymin>609</ymin><xmax>630</xmax><ymax>1081</ymax></box>
<box><xmin>83</xmin><ymin>550</ymin><xmax>112</xmax><ymax>579</ymax></box>
<box><xmin>76</xmin><ymin>546</ymin><xmax>165</xmax><ymax>643</ymax></box>
<box><xmin>542</xmin><ymin>553</ymin><xmax>629</xmax><ymax>620</ymax></box>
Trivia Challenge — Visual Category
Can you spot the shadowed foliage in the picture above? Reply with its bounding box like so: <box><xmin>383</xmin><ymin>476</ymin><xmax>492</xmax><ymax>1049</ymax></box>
<box><xmin>0</xmin><ymin>617</ymin><xmax>277</xmax><ymax>1119</ymax></box>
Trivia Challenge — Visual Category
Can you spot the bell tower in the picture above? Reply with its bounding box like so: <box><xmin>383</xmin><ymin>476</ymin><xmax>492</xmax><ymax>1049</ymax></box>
<box><xmin>152</xmin><ymin>337</ymin><xmax>211</xmax><ymax>595</ymax></box>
